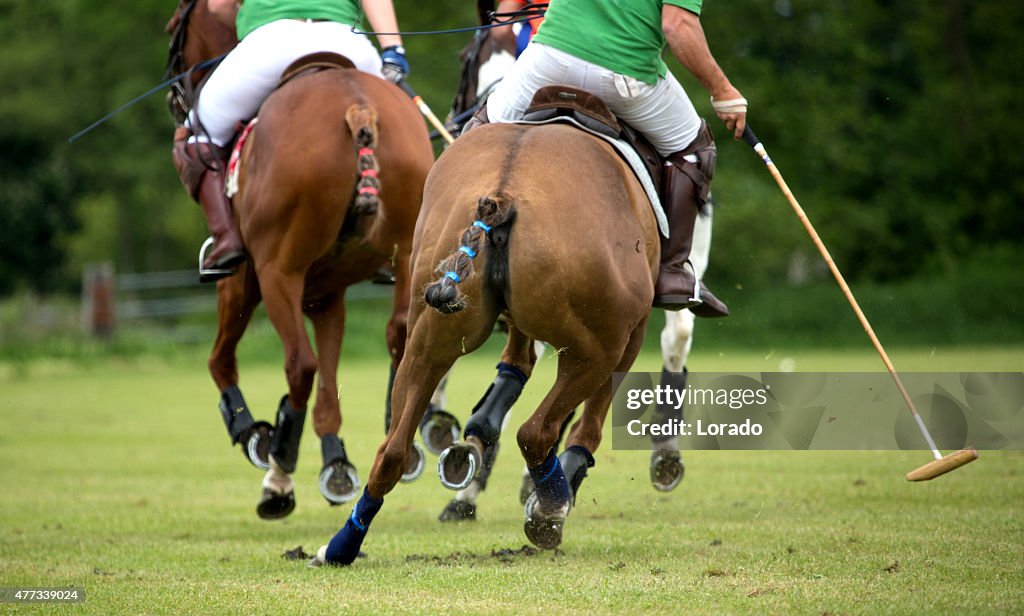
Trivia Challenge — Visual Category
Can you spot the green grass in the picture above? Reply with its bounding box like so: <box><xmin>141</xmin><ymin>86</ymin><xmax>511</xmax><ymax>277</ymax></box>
<box><xmin>1</xmin><ymin>347</ymin><xmax>1023</xmax><ymax>614</ymax></box>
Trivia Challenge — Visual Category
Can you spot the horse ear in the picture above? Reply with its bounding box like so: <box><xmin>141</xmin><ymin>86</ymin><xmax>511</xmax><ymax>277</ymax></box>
<box><xmin>476</xmin><ymin>0</ymin><xmax>495</xmax><ymax>25</ymax></box>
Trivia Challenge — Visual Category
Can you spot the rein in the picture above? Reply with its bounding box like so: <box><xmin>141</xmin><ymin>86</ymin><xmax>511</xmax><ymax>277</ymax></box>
<box><xmin>352</xmin><ymin>3</ymin><xmax>546</xmax><ymax>36</ymax></box>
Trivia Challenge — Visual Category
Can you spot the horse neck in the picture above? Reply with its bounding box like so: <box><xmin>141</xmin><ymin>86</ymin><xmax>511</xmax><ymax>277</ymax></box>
<box><xmin>168</xmin><ymin>0</ymin><xmax>237</xmax><ymax>85</ymax></box>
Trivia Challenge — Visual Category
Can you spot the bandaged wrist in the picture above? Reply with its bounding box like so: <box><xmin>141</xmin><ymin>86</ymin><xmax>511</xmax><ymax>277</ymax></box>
<box><xmin>710</xmin><ymin>97</ymin><xmax>748</xmax><ymax>113</ymax></box>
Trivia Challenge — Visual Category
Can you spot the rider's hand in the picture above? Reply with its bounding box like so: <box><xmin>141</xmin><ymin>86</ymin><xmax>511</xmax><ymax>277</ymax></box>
<box><xmin>381</xmin><ymin>45</ymin><xmax>409</xmax><ymax>83</ymax></box>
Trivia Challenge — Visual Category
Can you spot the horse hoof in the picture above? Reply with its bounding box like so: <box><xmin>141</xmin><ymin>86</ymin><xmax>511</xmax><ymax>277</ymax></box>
<box><xmin>308</xmin><ymin>545</ymin><xmax>330</xmax><ymax>568</ymax></box>
<box><xmin>437</xmin><ymin>442</ymin><xmax>480</xmax><ymax>491</ymax></box>
<box><xmin>438</xmin><ymin>499</ymin><xmax>477</xmax><ymax>522</ymax></box>
<box><xmin>242</xmin><ymin>422</ymin><xmax>273</xmax><ymax>470</ymax></box>
<box><xmin>400</xmin><ymin>442</ymin><xmax>426</xmax><ymax>483</ymax></box>
<box><xmin>518</xmin><ymin>468</ymin><xmax>535</xmax><ymax>505</ymax></box>
<box><xmin>522</xmin><ymin>492</ymin><xmax>569</xmax><ymax>550</ymax></box>
<box><xmin>257</xmin><ymin>487</ymin><xmax>295</xmax><ymax>520</ymax></box>
<box><xmin>650</xmin><ymin>450</ymin><xmax>685</xmax><ymax>492</ymax></box>
<box><xmin>319</xmin><ymin>460</ymin><xmax>360</xmax><ymax>505</ymax></box>
<box><xmin>419</xmin><ymin>409</ymin><xmax>461</xmax><ymax>455</ymax></box>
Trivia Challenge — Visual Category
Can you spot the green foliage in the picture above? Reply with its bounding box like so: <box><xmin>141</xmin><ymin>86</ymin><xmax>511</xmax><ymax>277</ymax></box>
<box><xmin>0</xmin><ymin>0</ymin><xmax>1021</xmax><ymax>321</ymax></box>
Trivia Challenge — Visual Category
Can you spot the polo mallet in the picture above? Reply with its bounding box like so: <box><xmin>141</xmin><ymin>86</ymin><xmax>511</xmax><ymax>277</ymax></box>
<box><xmin>398</xmin><ymin>80</ymin><xmax>455</xmax><ymax>144</ymax></box>
<box><xmin>740</xmin><ymin>125</ymin><xmax>978</xmax><ymax>481</ymax></box>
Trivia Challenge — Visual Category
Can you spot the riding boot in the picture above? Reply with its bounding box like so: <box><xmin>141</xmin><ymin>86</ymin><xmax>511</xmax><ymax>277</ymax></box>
<box><xmin>172</xmin><ymin>139</ymin><xmax>245</xmax><ymax>281</ymax></box>
<box><xmin>654</xmin><ymin>124</ymin><xmax>728</xmax><ymax>316</ymax></box>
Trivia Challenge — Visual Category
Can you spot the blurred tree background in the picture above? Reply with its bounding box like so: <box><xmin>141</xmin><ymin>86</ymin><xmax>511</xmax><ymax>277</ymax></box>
<box><xmin>0</xmin><ymin>0</ymin><xmax>1021</xmax><ymax>352</ymax></box>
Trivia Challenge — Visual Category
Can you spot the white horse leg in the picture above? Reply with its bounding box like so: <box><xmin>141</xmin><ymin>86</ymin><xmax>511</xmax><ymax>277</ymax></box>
<box><xmin>652</xmin><ymin>209</ymin><xmax>714</xmax><ymax>490</ymax></box>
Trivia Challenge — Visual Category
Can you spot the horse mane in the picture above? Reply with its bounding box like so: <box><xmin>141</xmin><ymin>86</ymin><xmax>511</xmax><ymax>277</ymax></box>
<box><xmin>424</xmin><ymin>192</ymin><xmax>516</xmax><ymax>314</ymax></box>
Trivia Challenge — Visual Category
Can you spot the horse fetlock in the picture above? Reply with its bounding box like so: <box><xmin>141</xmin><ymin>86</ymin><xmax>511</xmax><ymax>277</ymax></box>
<box><xmin>269</xmin><ymin>395</ymin><xmax>306</xmax><ymax>475</ymax></box>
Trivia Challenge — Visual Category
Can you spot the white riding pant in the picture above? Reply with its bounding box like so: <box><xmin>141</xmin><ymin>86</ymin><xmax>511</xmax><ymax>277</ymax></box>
<box><xmin>187</xmin><ymin>19</ymin><xmax>383</xmax><ymax>147</ymax></box>
<box><xmin>487</xmin><ymin>43</ymin><xmax>702</xmax><ymax>156</ymax></box>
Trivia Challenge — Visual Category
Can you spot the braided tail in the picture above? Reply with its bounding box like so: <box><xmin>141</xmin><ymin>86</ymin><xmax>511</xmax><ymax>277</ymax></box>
<box><xmin>424</xmin><ymin>192</ymin><xmax>515</xmax><ymax>314</ymax></box>
<box><xmin>345</xmin><ymin>105</ymin><xmax>381</xmax><ymax>215</ymax></box>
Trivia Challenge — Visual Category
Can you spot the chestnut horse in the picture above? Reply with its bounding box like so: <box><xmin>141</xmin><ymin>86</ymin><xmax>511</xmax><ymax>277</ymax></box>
<box><xmin>314</xmin><ymin>117</ymin><xmax>659</xmax><ymax>565</ymax></box>
<box><xmin>165</xmin><ymin>1</ymin><xmax>434</xmax><ymax>519</ymax></box>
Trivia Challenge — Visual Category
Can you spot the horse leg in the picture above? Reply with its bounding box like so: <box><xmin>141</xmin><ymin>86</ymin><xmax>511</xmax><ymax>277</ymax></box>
<box><xmin>255</xmin><ymin>267</ymin><xmax>319</xmax><ymax>520</ymax></box>
<box><xmin>208</xmin><ymin>263</ymin><xmax>272</xmax><ymax>469</ymax></box>
<box><xmin>439</xmin><ymin>321</ymin><xmax>537</xmax><ymax>521</ymax></box>
<box><xmin>419</xmin><ymin>369</ymin><xmax>463</xmax><ymax>456</ymax></box>
<box><xmin>519</xmin><ymin>317</ymin><xmax>648</xmax><ymax>549</ymax></box>
<box><xmin>651</xmin><ymin>309</ymin><xmax>694</xmax><ymax>491</ymax></box>
<box><xmin>307</xmin><ymin>292</ymin><xmax>360</xmax><ymax>505</ymax></box>
<box><xmin>559</xmin><ymin>317</ymin><xmax>649</xmax><ymax>512</ymax></box>
<box><xmin>380</xmin><ymin>249</ymin><xmax>429</xmax><ymax>482</ymax></box>
<box><xmin>316</xmin><ymin>304</ymin><xmax>497</xmax><ymax>566</ymax></box>
<box><xmin>517</xmin><ymin>340</ymin><xmax>626</xmax><ymax>550</ymax></box>
<box><xmin>650</xmin><ymin>209</ymin><xmax>712</xmax><ymax>490</ymax></box>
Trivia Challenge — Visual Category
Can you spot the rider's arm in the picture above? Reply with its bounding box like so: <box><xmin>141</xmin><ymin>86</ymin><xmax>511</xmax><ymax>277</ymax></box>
<box><xmin>361</xmin><ymin>0</ymin><xmax>403</xmax><ymax>50</ymax></box>
<box><xmin>662</xmin><ymin>4</ymin><xmax>746</xmax><ymax>139</ymax></box>
<box><xmin>208</xmin><ymin>0</ymin><xmax>239</xmax><ymax>30</ymax></box>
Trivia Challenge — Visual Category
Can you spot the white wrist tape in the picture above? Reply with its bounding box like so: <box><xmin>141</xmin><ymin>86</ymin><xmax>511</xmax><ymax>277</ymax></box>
<box><xmin>710</xmin><ymin>97</ymin><xmax>748</xmax><ymax>113</ymax></box>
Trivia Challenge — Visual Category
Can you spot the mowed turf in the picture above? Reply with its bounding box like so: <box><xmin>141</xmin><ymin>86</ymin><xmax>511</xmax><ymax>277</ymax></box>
<box><xmin>1</xmin><ymin>345</ymin><xmax>1022</xmax><ymax>615</ymax></box>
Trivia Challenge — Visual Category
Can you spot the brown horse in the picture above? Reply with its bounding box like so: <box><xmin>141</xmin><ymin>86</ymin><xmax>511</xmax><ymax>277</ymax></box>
<box><xmin>315</xmin><ymin>114</ymin><xmax>660</xmax><ymax>565</ymax></box>
<box><xmin>165</xmin><ymin>1</ymin><xmax>434</xmax><ymax>518</ymax></box>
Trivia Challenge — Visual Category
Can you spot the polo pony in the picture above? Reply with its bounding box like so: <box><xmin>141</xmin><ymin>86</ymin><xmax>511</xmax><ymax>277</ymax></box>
<box><xmin>165</xmin><ymin>0</ymin><xmax>434</xmax><ymax>519</ymax></box>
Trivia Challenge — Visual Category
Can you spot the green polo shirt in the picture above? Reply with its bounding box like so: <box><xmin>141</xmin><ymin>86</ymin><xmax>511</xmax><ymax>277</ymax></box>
<box><xmin>236</xmin><ymin>0</ymin><xmax>362</xmax><ymax>40</ymax></box>
<box><xmin>532</xmin><ymin>0</ymin><xmax>703</xmax><ymax>85</ymax></box>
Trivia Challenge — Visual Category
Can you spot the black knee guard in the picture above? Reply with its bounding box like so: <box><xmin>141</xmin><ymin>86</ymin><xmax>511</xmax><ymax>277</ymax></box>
<box><xmin>219</xmin><ymin>385</ymin><xmax>255</xmax><ymax>445</ymax></box>
<box><xmin>559</xmin><ymin>445</ymin><xmax>595</xmax><ymax>504</ymax></box>
<box><xmin>321</xmin><ymin>432</ymin><xmax>349</xmax><ymax>466</ymax></box>
<box><xmin>652</xmin><ymin>367</ymin><xmax>687</xmax><ymax>444</ymax></box>
<box><xmin>270</xmin><ymin>395</ymin><xmax>305</xmax><ymax>474</ymax></box>
<box><xmin>464</xmin><ymin>363</ymin><xmax>528</xmax><ymax>447</ymax></box>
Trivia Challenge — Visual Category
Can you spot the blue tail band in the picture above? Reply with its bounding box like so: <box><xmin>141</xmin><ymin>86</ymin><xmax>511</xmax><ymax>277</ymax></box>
<box><xmin>459</xmin><ymin>245</ymin><xmax>477</xmax><ymax>258</ymax></box>
<box><xmin>444</xmin><ymin>271</ymin><xmax>461</xmax><ymax>283</ymax></box>
<box><xmin>473</xmin><ymin>220</ymin><xmax>492</xmax><ymax>232</ymax></box>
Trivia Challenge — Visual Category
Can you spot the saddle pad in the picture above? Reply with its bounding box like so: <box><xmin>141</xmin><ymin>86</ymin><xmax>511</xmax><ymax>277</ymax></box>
<box><xmin>225</xmin><ymin>118</ymin><xmax>258</xmax><ymax>199</ymax></box>
<box><xmin>512</xmin><ymin>116</ymin><xmax>669</xmax><ymax>238</ymax></box>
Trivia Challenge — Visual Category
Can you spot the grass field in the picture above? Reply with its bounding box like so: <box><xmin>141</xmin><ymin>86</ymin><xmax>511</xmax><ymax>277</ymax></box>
<box><xmin>1</xmin><ymin>345</ymin><xmax>1022</xmax><ymax>614</ymax></box>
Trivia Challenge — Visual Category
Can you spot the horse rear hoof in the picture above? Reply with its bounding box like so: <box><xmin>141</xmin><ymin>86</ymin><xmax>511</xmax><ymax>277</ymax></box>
<box><xmin>438</xmin><ymin>499</ymin><xmax>477</xmax><ymax>522</ymax></box>
<box><xmin>419</xmin><ymin>408</ymin><xmax>461</xmax><ymax>455</ymax></box>
<box><xmin>400</xmin><ymin>442</ymin><xmax>426</xmax><ymax>483</ymax></box>
<box><xmin>319</xmin><ymin>461</ymin><xmax>360</xmax><ymax>505</ymax></box>
<box><xmin>523</xmin><ymin>492</ymin><xmax>567</xmax><ymax>550</ymax></box>
<box><xmin>242</xmin><ymin>422</ymin><xmax>273</xmax><ymax>470</ymax></box>
<box><xmin>650</xmin><ymin>450</ymin><xmax>685</xmax><ymax>492</ymax></box>
<box><xmin>437</xmin><ymin>441</ymin><xmax>480</xmax><ymax>491</ymax></box>
<box><xmin>257</xmin><ymin>488</ymin><xmax>296</xmax><ymax>520</ymax></box>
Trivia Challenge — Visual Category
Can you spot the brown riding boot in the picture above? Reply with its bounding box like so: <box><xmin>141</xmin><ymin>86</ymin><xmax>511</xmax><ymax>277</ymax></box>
<box><xmin>173</xmin><ymin>139</ymin><xmax>245</xmax><ymax>282</ymax></box>
<box><xmin>653</xmin><ymin>126</ymin><xmax>728</xmax><ymax>316</ymax></box>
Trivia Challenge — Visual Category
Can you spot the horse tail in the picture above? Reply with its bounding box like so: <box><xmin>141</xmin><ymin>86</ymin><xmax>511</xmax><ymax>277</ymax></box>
<box><xmin>424</xmin><ymin>192</ymin><xmax>516</xmax><ymax>314</ymax></box>
<box><xmin>344</xmin><ymin>104</ymin><xmax>381</xmax><ymax>214</ymax></box>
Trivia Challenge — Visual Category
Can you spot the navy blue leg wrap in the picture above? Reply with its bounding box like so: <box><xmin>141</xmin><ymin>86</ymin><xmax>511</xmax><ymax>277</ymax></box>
<box><xmin>464</xmin><ymin>362</ymin><xmax>528</xmax><ymax>447</ymax></box>
<box><xmin>528</xmin><ymin>448</ymin><xmax>570</xmax><ymax>508</ymax></box>
<box><xmin>325</xmin><ymin>488</ymin><xmax>384</xmax><ymax>565</ymax></box>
